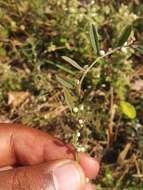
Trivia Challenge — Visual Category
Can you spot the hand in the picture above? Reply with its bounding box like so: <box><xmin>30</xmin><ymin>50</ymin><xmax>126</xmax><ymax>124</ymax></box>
<box><xmin>0</xmin><ymin>123</ymin><xmax>99</xmax><ymax>190</ymax></box>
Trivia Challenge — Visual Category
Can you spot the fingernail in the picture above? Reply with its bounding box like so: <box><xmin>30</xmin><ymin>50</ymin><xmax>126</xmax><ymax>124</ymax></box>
<box><xmin>85</xmin><ymin>183</ymin><xmax>96</xmax><ymax>190</ymax></box>
<box><xmin>52</xmin><ymin>161</ymin><xmax>85</xmax><ymax>190</ymax></box>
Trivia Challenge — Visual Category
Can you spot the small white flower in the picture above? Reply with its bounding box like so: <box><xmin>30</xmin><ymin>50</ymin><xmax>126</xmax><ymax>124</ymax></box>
<box><xmin>132</xmin><ymin>14</ymin><xmax>138</xmax><ymax>20</ymax></box>
<box><xmin>96</xmin><ymin>74</ymin><xmax>100</xmax><ymax>78</ymax></box>
<box><xmin>42</xmin><ymin>97</ymin><xmax>47</xmax><ymax>102</ymax></box>
<box><xmin>124</xmin><ymin>12</ymin><xmax>128</xmax><ymax>17</ymax></box>
<box><xmin>87</xmin><ymin>85</ymin><xmax>92</xmax><ymax>89</ymax></box>
<box><xmin>80</xmin><ymin>147</ymin><xmax>86</xmax><ymax>152</ymax></box>
<box><xmin>80</xmin><ymin>124</ymin><xmax>84</xmax><ymax>128</ymax></box>
<box><xmin>73</xmin><ymin>107</ymin><xmax>79</xmax><ymax>113</ymax></box>
<box><xmin>121</xmin><ymin>47</ymin><xmax>128</xmax><ymax>53</ymax></box>
<box><xmin>77</xmin><ymin>147</ymin><xmax>81</xmax><ymax>152</ymax></box>
<box><xmin>65</xmin><ymin>133</ymin><xmax>72</xmax><ymax>138</ymax></box>
<box><xmin>124</xmin><ymin>42</ymin><xmax>128</xmax><ymax>46</ymax></box>
<box><xmin>77</xmin><ymin>132</ymin><xmax>80</xmax><ymax>137</ymax></box>
<box><xmin>44</xmin><ymin>115</ymin><xmax>48</xmax><ymax>119</ymax></box>
<box><xmin>76</xmin><ymin>80</ymin><xmax>80</xmax><ymax>85</ymax></box>
<box><xmin>101</xmin><ymin>84</ymin><xmax>106</xmax><ymax>88</ymax></box>
<box><xmin>100</xmin><ymin>50</ymin><xmax>106</xmax><ymax>56</ymax></box>
<box><xmin>77</xmin><ymin>146</ymin><xmax>86</xmax><ymax>153</ymax></box>
<box><xmin>91</xmin><ymin>0</ymin><xmax>94</xmax><ymax>4</ymax></box>
<box><xmin>80</xmin><ymin>104</ymin><xmax>84</xmax><ymax>111</ymax></box>
<box><xmin>79</xmin><ymin>119</ymin><xmax>84</xmax><ymax>125</ymax></box>
<box><xmin>84</xmin><ymin>65</ymin><xmax>88</xmax><ymax>69</ymax></box>
<box><xmin>20</xmin><ymin>25</ymin><xmax>25</xmax><ymax>31</ymax></box>
<box><xmin>11</xmin><ymin>21</ymin><xmax>16</xmax><ymax>27</ymax></box>
<box><xmin>70</xmin><ymin>8</ymin><xmax>76</xmax><ymax>13</ymax></box>
<box><xmin>135</xmin><ymin>123</ymin><xmax>142</xmax><ymax>130</ymax></box>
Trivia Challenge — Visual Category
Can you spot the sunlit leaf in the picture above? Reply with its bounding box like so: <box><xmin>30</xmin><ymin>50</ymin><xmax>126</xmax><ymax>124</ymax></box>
<box><xmin>46</xmin><ymin>60</ymin><xmax>75</xmax><ymax>75</ymax></box>
<box><xmin>56</xmin><ymin>76</ymin><xmax>73</xmax><ymax>89</ymax></box>
<box><xmin>62</xmin><ymin>56</ymin><xmax>84</xmax><ymax>71</ymax></box>
<box><xmin>90</xmin><ymin>24</ymin><xmax>100</xmax><ymax>56</ymax></box>
<box><xmin>8</xmin><ymin>91</ymin><xmax>30</xmax><ymax>108</ymax></box>
<box><xmin>120</xmin><ymin>101</ymin><xmax>136</xmax><ymax>119</ymax></box>
<box><xmin>131</xmin><ymin>80</ymin><xmax>143</xmax><ymax>91</ymax></box>
<box><xmin>64</xmin><ymin>88</ymin><xmax>75</xmax><ymax>111</ymax></box>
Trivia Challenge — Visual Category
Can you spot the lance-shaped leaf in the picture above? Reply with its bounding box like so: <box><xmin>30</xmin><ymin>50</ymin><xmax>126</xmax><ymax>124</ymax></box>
<box><xmin>62</xmin><ymin>56</ymin><xmax>84</xmax><ymax>71</ymax></box>
<box><xmin>56</xmin><ymin>76</ymin><xmax>74</xmax><ymax>89</ymax></box>
<box><xmin>90</xmin><ymin>24</ymin><xmax>100</xmax><ymax>56</ymax></box>
<box><xmin>46</xmin><ymin>60</ymin><xmax>75</xmax><ymax>75</ymax></box>
<box><xmin>120</xmin><ymin>101</ymin><xmax>136</xmax><ymax>119</ymax></box>
<box><xmin>135</xmin><ymin>46</ymin><xmax>143</xmax><ymax>55</ymax></box>
<box><xmin>64</xmin><ymin>88</ymin><xmax>75</xmax><ymax>111</ymax></box>
<box><xmin>117</xmin><ymin>25</ymin><xmax>132</xmax><ymax>47</ymax></box>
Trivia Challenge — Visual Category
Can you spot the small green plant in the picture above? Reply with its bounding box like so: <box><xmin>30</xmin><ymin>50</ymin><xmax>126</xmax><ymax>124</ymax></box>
<box><xmin>58</xmin><ymin>21</ymin><xmax>140</xmax><ymax>148</ymax></box>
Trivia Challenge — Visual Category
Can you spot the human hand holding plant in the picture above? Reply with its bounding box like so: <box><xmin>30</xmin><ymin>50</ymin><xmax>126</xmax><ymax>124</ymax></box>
<box><xmin>0</xmin><ymin>123</ymin><xmax>99</xmax><ymax>190</ymax></box>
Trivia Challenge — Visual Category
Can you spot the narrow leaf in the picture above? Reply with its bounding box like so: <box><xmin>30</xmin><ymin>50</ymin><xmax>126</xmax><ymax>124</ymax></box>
<box><xmin>135</xmin><ymin>46</ymin><xmax>143</xmax><ymax>55</ymax></box>
<box><xmin>120</xmin><ymin>101</ymin><xmax>136</xmax><ymax>119</ymax></box>
<box><xmin>90</xmin><ymin>24</ymin><xmax>100</xmax><ymax>56</ymax></box>
<box><xmin>117</xmin><ymin>25</ymin><xmax>132</xmax><ymax>47</ymax></box>
<box><xmin>56</xmin><ymin>76</ymin><xmax>73</xmax><ymax>89</ymax></box>
<box><xmin>64</xmin><ymin>88</ymin><xmax>75</xmax><ymax>111</ymax></box>
<box><xmin>46</xmin><ymin>60</ymin><xmax>75</xmax><ymax>75</ymax></box>
<box><xmin>62</xmin><ymin>56</ymin><xmax>84</xmax><ymax>71</ymax></box>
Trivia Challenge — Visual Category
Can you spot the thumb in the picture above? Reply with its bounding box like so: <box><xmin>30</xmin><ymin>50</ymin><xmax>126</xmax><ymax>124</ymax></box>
<box><xmin>0</xmin><ymin>160</ymin><xmax>86</xmax><ymax>190</ymax></box>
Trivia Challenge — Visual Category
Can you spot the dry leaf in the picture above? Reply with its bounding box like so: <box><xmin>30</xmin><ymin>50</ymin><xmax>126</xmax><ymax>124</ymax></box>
<box><xmin>117</xmin><ymin>142</ymin><xmax>131</xmax><ymax>164</ymax></box>
<box><xmin>132</xmin><ymin>80</ymin><xmax>143</xmax><ymax>91</ymax></box>
<box><xmin>8</xmin><ymin>91</ymin><xmax>30</xmax><ymax>108</ymax></box>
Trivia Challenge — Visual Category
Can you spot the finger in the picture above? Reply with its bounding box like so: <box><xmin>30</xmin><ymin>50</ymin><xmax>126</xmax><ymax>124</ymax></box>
<box><xmin>0</xmin><ymin>123</ymin><xmax>99</xmax><ymax>179</ymax></box>
<box><xmin>0</xmin><ymin>159</ymin><xmax>86</xmax><ymax>190</ymax></box>
<box><xmin>0</xmin><ymin>123</ymin><xmax>74</xmax><ymax>166</ymax></box>
<box><xmin>85</xmin><ymin>183</ymin><xmax>96</xmax><ymax>190</ymax></box>
<box><xmin>79</xmin><ymin>153</ymin><xmax>99</xmax><ymax>179</ymax></box>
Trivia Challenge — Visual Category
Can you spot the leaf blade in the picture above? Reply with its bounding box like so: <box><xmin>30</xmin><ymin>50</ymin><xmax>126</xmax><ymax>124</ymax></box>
<box><xmin>90</xmin><ymin>24</ymin><xmax>100</xmax><ymax>56</ymax></box>
<box><xmin>64</xmin><ymin>88</ymin><xmax>75</xmax><ymax>111</ymax></box>
<box><xmin>46</xmin><ymin>60</ymin><xmax>75</xmax><ymax>75</ymax></box>
<box><xmin>62</xmin><ymin>56</ymin><xmax>84</xmax><ymax>71</ymax></box>
<box><xmin>117</xmin><ymin>25</ymin><xmax>132</xmax><ymax>47</ymax></box>
<box><xmin>120</xmin><ymin>101</ymin><xmax>136</xmax><ymax>119</ymax></box>
<box><xmin>56</xmin><ymin>76</ymin><xmax>74</xmax><ymax>89</ymax></box>
<box><xmin>134</xmin><ymin>46</ymin><xmax>143</xmax><ymax>55</ymax></box>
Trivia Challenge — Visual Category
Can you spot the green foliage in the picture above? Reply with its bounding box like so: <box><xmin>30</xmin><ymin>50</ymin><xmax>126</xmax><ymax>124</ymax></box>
<box><xmin>117</xmin><ymin>25</ymin><xmax>132</xmax><ymax>47</ymax></box>
<box><xmin>56</xmin><ymin>76</ymin><xmax>74</xmax><ymax>89</ymax></box>
<box><xmin>102</xmin><ymin>166</ymin><xmax>114</xmax><ymax>187</ymax></box>
<box><xmin>62</xmin><ymin>56</ymin><xmax>84</xmax><ymax>71</ymax></box>
<box><xmin>90</xmin><ymin>24</ymin><xmax>100</xmax><ymax>56</ymax></box>
<box><xmin>120</xmin><ymin>101</ymin><xmax>136</xmax><ymax>119</ymax></box>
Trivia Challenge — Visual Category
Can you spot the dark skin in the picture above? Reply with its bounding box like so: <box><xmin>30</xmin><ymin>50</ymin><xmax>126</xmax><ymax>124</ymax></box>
<box><xmin>0</xmin><ymin>123</ymin><xmax>99</xmax><ymax>190</ymax></box>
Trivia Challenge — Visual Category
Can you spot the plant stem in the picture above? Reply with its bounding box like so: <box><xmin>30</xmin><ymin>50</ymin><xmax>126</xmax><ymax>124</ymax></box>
<box><xmin>79</xmin><ymin>47</ymin><xmax>121</xmax><ymax>93</ymax></box>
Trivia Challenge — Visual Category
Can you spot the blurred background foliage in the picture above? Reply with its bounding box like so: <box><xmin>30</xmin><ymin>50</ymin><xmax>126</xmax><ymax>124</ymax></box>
<box><xmin>0</xmin><ymin>0</ymin><xmax>143</xmax><ymax>189</ymax></box>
